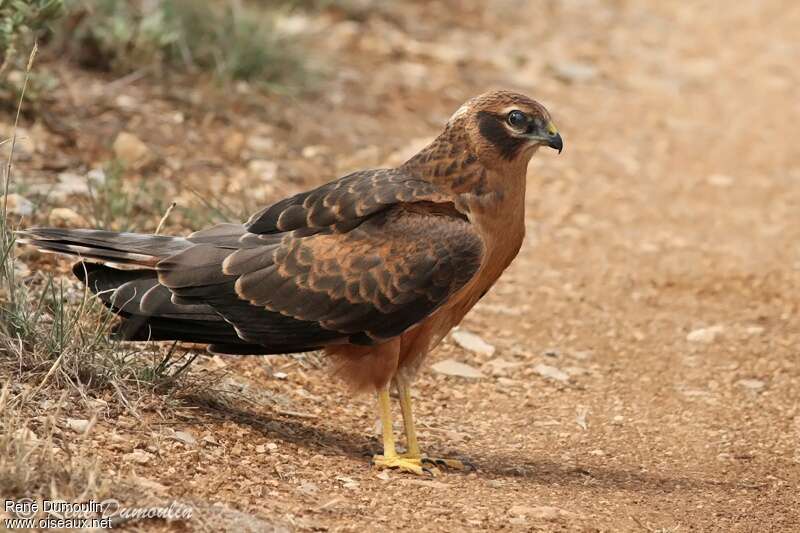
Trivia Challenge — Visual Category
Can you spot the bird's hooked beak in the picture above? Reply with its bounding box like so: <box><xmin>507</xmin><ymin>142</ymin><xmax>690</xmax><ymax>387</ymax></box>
<box><xmin>542</xmin><ymin>121</ymin><xmax>563</xmax><ymax>153</ymax></box>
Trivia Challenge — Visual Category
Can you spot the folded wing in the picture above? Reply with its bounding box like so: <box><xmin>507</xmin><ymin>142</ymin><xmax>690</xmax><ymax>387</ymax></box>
<box><xmin>158</xmin><ymin>203</ymin><xmax>483</xmax><ymax>349</ymax></box>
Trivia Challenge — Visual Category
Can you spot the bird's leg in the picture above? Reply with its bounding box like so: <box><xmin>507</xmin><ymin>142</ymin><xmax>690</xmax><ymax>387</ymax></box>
<box><xmin>395</xmin><ymin>376</ymin><xmax>421</xmax><ymax>457</ymax></box>
<box><xmin>371</xmin><ymin>385</ymin><xmax>430</xmax><ymax>475</ymax></box>
<box><xmin>394</xmin><ymin>377</ymin><xmax>474</xmax><ymax>472</ymax></box>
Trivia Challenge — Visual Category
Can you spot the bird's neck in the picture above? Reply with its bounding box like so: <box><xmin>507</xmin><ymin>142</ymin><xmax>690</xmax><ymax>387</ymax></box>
<box><xmin>401</xmin><ymin>131</ymin><xmax>530</xmax><ymax>220</ymax></box>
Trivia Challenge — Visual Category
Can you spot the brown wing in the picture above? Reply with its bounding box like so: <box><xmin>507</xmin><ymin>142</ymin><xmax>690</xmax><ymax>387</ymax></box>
<box><xmin>244</xmin><ymin>168</ymin><xmax>451</xmax><ymax>235</ymax></box>
<box><xmin>158</xmin><ymin>204</ymin><xmax>483</xmax><ymax>347</ymax></box>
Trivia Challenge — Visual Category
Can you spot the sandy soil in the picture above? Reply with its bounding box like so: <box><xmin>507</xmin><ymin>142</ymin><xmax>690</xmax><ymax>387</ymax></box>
<box><xmin>4</xmin><ymin>0</ymin><xmax>800</xmax><ymax>531</ymax></box>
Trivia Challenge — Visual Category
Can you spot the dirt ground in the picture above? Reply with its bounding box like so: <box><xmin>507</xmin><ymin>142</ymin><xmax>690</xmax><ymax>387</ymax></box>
<box><xmin>4</xmin><ymin>0</ymin><xmax>800</xmax><ymax>531</ymax></box>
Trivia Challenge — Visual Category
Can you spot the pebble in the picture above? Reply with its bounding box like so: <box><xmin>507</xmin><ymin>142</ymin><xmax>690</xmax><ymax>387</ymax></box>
<box><xmin>737</xmin><ymin>379</ymin><xmax>765</xmax><ymax>391</ymax></box>
<box><xmin>173</xmin><ymin>430</ymin><xmax>197</xmax><ymax>446</ymax></box>
<box><xmin>246</xmin><ymin>135</ymin><xmax>275</xmax><ymax>154</ymax></box>
<box><xmin>431</xmin><ymin>359</ymin><xmax>485</xmax><ymax>379</ymax></box>
<box><xmin>2</xmin><ymin>193</ymin><xmax>33</xmax><ymax>216</ymax></box>
<box><xmin>248</xmin><ymin>160</ymin><xmax>278</xmax><ymax>182</ymax></box>
<box><xmin>550</xmin><ymin>61</ymin><xmax>598</xmax><ymax>84</ymax></box>
<box><xmin>534</xmin><ymin>363</ymin><xmax>570</xmax><ymax>383</ymax></box>
<box><xmin>299</xmin><ymin>482</ymin><xmax>319</xmax><ymax>494</ymax></box>
<box><xmin>65</xmin><ymin>418</ymin><xmax>90</xmax><ymax>434</ymax></box>
<box><xmin>125</xmin><ymin>449</ymin><xmax>154</xmax><ymax>464</ymax></box>
<box><xmin>113</xmin><ymin>132</ymin><xmax>151</xmax><ymax>167</ymax></box>
<box><xmin>49</xmin><ymin>207</ymin><xmax>85</xmax><ymax>227</ymax></box>
<box><xmin>686</xmin><ymin>325</ymin><xmax>724</xmax><ymax>343</ymax></box>
<box><xmin>222</xmin><ymin>131</ymin><xmax>247</xmax><ymax>160</ymax></box>
<box><xmin>744</xmin><ymin>325</ymin><xmax>765</xmax><ymax>336</ymax></box>
<box><xmin>707</xmin><ymin>174</ymin><xmax>734</xmax><ymax>187</ymax></box>
<box><xmin>451</xmin><ymin>329</ymin><xmax>496</xmax><ymax>356</ymax></box>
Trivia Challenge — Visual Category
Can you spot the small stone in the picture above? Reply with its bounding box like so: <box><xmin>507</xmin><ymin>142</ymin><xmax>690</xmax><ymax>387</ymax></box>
<box><xmin>534</xmin><ymin>364</ymin><xmax>569</xmax><ymax>383</ymax></box>
<box><xmin>65</xmin><ymin>418</ymin><xmax>90</xmax><ymax>434</ymax></box>
<box><xmin>707</xmin><ymin>174</ymin><xmax>734</xmax><ymax>187</ymax></box>
<box><xmin>87</xmin><ymin>168</ymin><xmax>107</xmax><ymax>184</ymax></box>
<box><xmin>299</xmin><ymin>482</ymin><xmax>319</xmax><ymax>494</ymax></box>
<box><xmin>301</xmin><ymin>145</ymin><xmax>329</xmax><ymax>158</ymax></box>
<box><xmin>744</xmin><ymin>325</ymin><xmax>765</xmax><ymax>336</ymax></box>
<box><xmin>115</xmin><ymin>94</ymin><xmax>139</xmax><ymax>109</ymax></box>
<box><xmin>173</xmin><ymin>430</ymin><xmax>197</xmax><ymax>446</ymax></box>
<box><xmin>273</xmin><ymin>371</ymin><xmax>288</xmax><ymax>380</ymax></box>
<box><xmin>49</xmin><ymin>207</ymin><xmax>85</xmax><ymax>227</ymax></box>
<box><xmin>2</xmin><ymin>193</ymin><xmax>34</xmax><ymax>216</ymax></box>
<box><xmin>612</xmin><ymin>415</ymin><xmax>624</xmax><ymax>425</ymax></box>
<box><xmin>255</xmin><ymin>444</ymin><xmax>266</xmax><ymax>453</ymax></box>
<box><xmin>451</xmin><ymin>329</ymin><xmax>495</xmax><ymax>356</ymax></box>
<box><xmin>113</xmin><ymin>132</ymin><xmax>151</xmax><ymax>167</ymax></box>
<box><xmin>247</xmin><ymin>160</ymin><xmax>278</xmax><ymax>182</ymax></box>
<box><xmin>14</xmin><ymin>261</ymin><xmax>30</xmax><ymax>278</ymax></box>
<box><xmin>266</xmin><ymin>442</ymin><xmax>278</xmax><ymax>451</ymax></box>
<box><xmin>550</xmin><ymin>61</ymin><xmax>598</xmax><ymax>84</ymax></box>
<box><xmin>222</xmin><ymin>131</ymin><xmax>246</xmax><ymax>160</ymax></box>
<box><xmin>125</xmin><ymin>449</ymin><xmax>154</xmax><ymax>464</ymax></box>
<box><xmin>687</xmin><ymin>325</ymin><xmax>724</xmax><ymax>343</ymax></box>
<box><xmin>431</xmin><ymin>359</ymin><xmax>485</xmax><ymax>379</ymax></box>
<box><xmin>737</xmin><ymin>379</ymin><xmax>765</xmax><ymax>391</ymax></box>
<box><xmin>246</xmin><ymin>135</ymin><xmax>275</xmax><ymax>154</ymax></box>
<box><xmin>51</xmin><ymin>172</ymin><xmax>92</xmax><ymax>199</ymax></box>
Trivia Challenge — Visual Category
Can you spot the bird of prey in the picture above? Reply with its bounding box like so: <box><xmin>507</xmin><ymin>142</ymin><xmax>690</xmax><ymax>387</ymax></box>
<box><xmin>19</xmin><ymin>90</ymin><xmax>563</xmax><ymax>475</ymax></box>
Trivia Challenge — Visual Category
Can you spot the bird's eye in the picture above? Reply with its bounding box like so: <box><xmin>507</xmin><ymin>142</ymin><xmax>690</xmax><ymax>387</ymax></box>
<box><xmin>507</xmin><ymin>110</ymin><xmax>528</xmax><ymax>129</ymax></box>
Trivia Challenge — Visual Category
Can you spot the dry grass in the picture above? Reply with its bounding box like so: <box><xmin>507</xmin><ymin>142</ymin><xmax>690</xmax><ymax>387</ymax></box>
<box><xmin>0</xmin><ymin>382</ymin><xmax>108</xmax><ymax>500</ymax></box>
<box><xmin>0</xmin><ymin>43</ymin><xmax>209</xmax><ymax>501</ymax></box>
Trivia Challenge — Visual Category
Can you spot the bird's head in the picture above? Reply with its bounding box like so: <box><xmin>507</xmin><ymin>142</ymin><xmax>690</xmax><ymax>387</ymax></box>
<box><xmin>449</xmin><ymin>90</ymin><xmax>562</xmax><ymax>169</ymax></box>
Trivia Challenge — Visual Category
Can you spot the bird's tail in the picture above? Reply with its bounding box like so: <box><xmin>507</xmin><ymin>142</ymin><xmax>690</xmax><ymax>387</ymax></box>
<box><xmin>16</xmin><ymin>227</ymin><xmax>192</xmax><ymax>268</ymax></box>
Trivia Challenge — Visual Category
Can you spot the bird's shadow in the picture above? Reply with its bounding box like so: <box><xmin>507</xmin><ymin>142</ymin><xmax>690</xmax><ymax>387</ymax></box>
<box><xmin>182</xmin><ymin>395</ymin><xmax>746</xmax><ymax>495</ymax></box>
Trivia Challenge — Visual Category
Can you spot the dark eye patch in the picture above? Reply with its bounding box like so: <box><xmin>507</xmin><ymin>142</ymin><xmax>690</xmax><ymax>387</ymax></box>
<box><xmin>477</xmin><ymin>111</ymin><xmax>526</xmax><ymax>160</ymax></box>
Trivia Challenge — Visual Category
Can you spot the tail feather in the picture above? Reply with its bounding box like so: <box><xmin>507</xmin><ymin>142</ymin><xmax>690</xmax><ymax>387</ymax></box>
<box><xmin>75</xmin><ymin>262</ymin><xmax>252</xmax><ymax>345</ymax></box>
<box><xmin>17</xmin><ymin>228</ymin><xmax>191</xmax><ymax>268</ymax></box>
<box><xmin>18</xmin><ymin>227</ymin><xmax>321</xmax><ymax>355</ymax></box>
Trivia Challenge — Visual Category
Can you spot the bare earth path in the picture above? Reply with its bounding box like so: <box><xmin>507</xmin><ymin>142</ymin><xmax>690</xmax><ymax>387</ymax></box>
<box><xmin>5</xmin><ymin>1</ymin><xmax>800</xmax><ymax>531</ymax></box>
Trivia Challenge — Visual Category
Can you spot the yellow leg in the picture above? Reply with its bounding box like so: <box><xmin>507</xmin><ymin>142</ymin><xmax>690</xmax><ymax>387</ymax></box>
<box><xmin>394</xmin><ymin>377</ymin><xmax>475</xmax><ymax>472</ymax></box>
<box><xmin>396</xmin><ymin>377</ymin><xmax>421</xmax><ymax>457</ymax></box>
<box><xmin>371</xmin><ymin>386</ymin><xmax>430</xmax><ymax>475</ymax></box>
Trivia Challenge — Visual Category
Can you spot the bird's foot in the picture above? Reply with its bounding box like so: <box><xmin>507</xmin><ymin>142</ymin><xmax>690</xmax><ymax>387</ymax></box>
<box><xmin>403</xmin><ymin>453</ymin><xmax>475</xmax><ymax>472</ymax></box>
<box><xmin>372</xmin><ymin>454</ymin><xmax>435</xmax><ymax>476</ymax></box>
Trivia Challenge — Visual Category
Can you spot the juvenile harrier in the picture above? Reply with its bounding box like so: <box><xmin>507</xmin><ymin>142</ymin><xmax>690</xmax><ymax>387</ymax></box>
<box><xmin>20</xmin><ymin>90</ymin><xmax>563</xmax><ymax>474</ymax></box>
